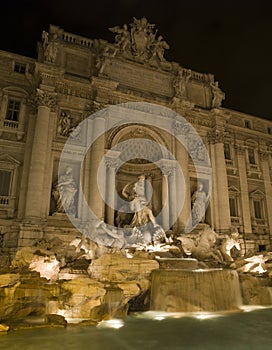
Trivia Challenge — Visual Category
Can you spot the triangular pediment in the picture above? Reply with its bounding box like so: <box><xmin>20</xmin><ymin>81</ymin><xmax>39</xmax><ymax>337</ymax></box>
<box><xmin>228</xmin><ymin>185</ymin><xmax>240</xmax><ymax>193</ymax></box>
<box><xmin>0</xmin><ymin>153</ymin><xmax>20</xmax><ymax>165</ymax></box>
<box><xmin>250</xmin><ymin>189</ymin><xmax>265</xmax><ymax>197</ymax></box>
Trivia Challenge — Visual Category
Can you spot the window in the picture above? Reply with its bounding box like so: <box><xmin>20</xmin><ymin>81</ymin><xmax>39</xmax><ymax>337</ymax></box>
<box><xmin>0</xmin><ymin>170</ymin><xmax>11</xmax><ymax>196</ymax></box>
<box><xmin>14</xmin><ymin>62</ymin><xmax>26</xmax><ymax>74</ymax></box>
<box><xmin>224</xmin><ymin>143</ymin><xmax>231</xmax><ymax>160</ymax></box>
<box><xmin>5</xmin><ymin>99</ymin><xmax>20</xmax><ymax>121</ymax></box>
<box><xmin>253</xmin><ymin>200</ymin><xmax>263</xmax><ymax>219</ymax></box>
<box><xmin>248</xmin><ymin>148</ymin><xmax>256</xmax><ymax>164</ymax></box>
<box><xmin>245</xmin><ymin>120</ymin><xmax>251</xmax><ymax>129</ymax></box>
<box><xmin>268</xmin><ymin>127</ymin><xmax>272</xmax><ymax>135</ymax></box>
<box><xmin>229</xmin><ymin>197</ymin><xmax>238</xmax><ymax>217</ymax></box>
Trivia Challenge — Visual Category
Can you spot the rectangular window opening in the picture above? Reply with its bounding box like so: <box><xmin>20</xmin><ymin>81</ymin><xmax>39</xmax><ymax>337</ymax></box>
<box><xmin>253</xmin><ymin>200</ymin><xmax>262</xmax><ymax>219</ymax></box>
<box><xmin>14</xmin><ymin>62</ymin><xmax>26</xmax><ymax>74</ymax></box>
<box><xmin>5</xmin><ymin>99</ymin><xmax>20</xmax><ymax>121</ymax></box>
<box><xmin>0</xmin><ymin>170</ymin><xmax>12</xmax><ymax>196</ymax></box>
<box><xmin>229</xmin><ymin>197</ymin><xmax>238</xmax><ymax>217</ymax></box>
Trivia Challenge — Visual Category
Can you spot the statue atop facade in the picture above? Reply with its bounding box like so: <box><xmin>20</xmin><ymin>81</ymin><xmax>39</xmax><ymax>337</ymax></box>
<box><xmin>109</xmin><ymin>17</ymin><xmax>169</xmax><ymax>65</ymax></box>
<box><xmin>109</xmin><ymin>24</ymin><xmax>131</xmax><ymax>52</ymax></box>
<box><xmin>210</xmin><ymin>81</ymin><xmax>225</xmax><ymax>108</ymax></box>
<box><xmin>191</xmin><ymin>181</ymin><xmax>207</xmax><ymax>225</ymax></box>
<box><xmin>52</xmin><ymin>166</ymin><xmax>77</xmax><ymax>215</ymax></box>
<box><xmin>173</xmin><ymin>69</ymin><xmax>192</xmax><ymax>99</ymax></box>
<box><xmin>42</xmin><ymin>30</ymin><xmax>58</xmax><ymax>63</ymax></box>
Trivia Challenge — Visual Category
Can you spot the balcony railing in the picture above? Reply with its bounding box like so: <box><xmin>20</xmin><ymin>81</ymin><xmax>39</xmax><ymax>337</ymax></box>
<box><xmin>3</xmin><ymin>120</ymin><xmax>19</xmax><ymax>129</ymax></box>
<box><xmin>0</xmin><ymin>196</ymin><xmax>9</xmax><ymax>205</ymax></box>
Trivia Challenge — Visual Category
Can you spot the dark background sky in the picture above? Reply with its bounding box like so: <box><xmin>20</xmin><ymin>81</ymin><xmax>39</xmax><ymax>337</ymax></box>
<box><xmin>1</xmin><ymin>0</ymin><xmax>272</xmax><ymax>121</ymax></box>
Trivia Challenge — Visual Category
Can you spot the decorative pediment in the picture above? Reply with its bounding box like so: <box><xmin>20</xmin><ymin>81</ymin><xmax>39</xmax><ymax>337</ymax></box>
<box><xmin>245</xmin><ymin>138</ymin><xmax>258</xmax><ymax>147</ymax></box>
<box><xmin>228</xmin><ymin>185</ymin><xmax>240</xmax><ymax>193</ymax></box>
<box><xmin>0</xmin><ymin>153</ymin><xmax>21</xmax><ymax>166</ymax></box>
<box><xmin>250</xmin><ymin>189</ymin><xmax>265</xmax><ymax>198</ymax></box>
<box><xmin>2</xmin><ymin>86</ymin><xmax>28</xmax><ymax>97</ymax></box>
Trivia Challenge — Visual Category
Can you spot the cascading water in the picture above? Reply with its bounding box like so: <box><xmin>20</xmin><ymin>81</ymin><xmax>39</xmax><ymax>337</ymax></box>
<box><xmin>150</xmin><ymin>268</ymin><xmax>242</xmax><ymax>312</ymax></box>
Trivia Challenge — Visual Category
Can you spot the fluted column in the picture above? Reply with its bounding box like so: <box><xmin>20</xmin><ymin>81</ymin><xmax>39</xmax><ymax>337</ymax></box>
<box><xmin>236</xmin><ymin>144</ymin><xmax>252</xmax><ymax>234</ymax></box>
<box><xmin>25</xmin><ymin>89</ymin><xmax>57</xmax><ymax>219</ymax></box>
<box><xmin>259</xmin><ymin>149</ymin><xmax>272</xmax><ymax>233</ymax></box>
<box><xmin>173</xmin><ymin>120</ymin><xmax>191</xmax><ymax>231</ymax></box>
<box><xmin>88</xmin><ymin>115</ymin><xmax>106</xmax><ymax>221</ymax></box>
<box><xmin>208</xmin><ymin>112</ymin><xmax>231</xmax><ymax>233</ymax></box>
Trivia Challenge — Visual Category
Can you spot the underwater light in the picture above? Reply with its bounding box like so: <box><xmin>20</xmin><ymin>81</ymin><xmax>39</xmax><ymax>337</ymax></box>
<box><xmin>97</xmin><ymin>319</ymin><xmax>124</xmax><ymax>329</ymax></box>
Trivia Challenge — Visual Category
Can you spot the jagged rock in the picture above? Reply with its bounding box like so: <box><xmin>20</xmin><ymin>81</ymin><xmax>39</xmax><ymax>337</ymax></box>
<box><xmin>239</xmin><ymin>274</ymin><xmax>272</xmax><ymax>305</ymax></box>
<box><xmin>88</xmin><ymin>253</ymin><xmax>159</xmax><ymax>282</ymax></box>
<box><xmin>58</xmin><ymin>278</ymin><xmax>106</xmax><ymax>319</ymax></box>
<box><xmin>0</xmin><ymin>323</ymin><xmax>9</xmax><ymax>332</ymax></box>
<box><xmin>45</xmin><ymin>314</ymin><xmax>67</xmax><ymax>327</ymax></box>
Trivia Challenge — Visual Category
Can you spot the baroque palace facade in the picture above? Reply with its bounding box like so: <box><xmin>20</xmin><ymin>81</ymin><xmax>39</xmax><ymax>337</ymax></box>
<box><xmin>0</xmin><ymin>18</ymin><xmax>272</xmax><ymax>255</ymax></box>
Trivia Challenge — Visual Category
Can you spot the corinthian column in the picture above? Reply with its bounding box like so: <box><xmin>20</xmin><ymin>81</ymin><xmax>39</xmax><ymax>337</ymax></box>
<box><xmin>259</xmin><ymin>149</ymin><xmax>272</xmax><ymax>233</ymax></box>
<box><xmin>208</xmin><ymin>112</ymin><xmax>231</xmax><ymax>233</ymax></box>
<box><xmin>173</xmin><ymin>120</ymin><xmax>191</xmax><ymax>231</ymax></box>
<box><xmin>236</xmin><ymin>144</ymin><xmax>252</xmax><ymax>235</ymax></box>
<box><xmin>88</xmin><ymin>115</ymin><xmax>106</xmax><ymax>221</ymax></box>
<box><xmin>25</xmin><ymin>89</ymin><xmax>57</xmax><ymax>219</ymax></box>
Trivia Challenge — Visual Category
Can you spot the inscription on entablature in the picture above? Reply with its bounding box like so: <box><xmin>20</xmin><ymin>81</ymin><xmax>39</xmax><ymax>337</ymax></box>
<box><xmin>103</xmin><ymin>59</ymin><xmax>174</xmax><ymax>97</ymax></box>
<box><xmin>65</xmin><ymin>53</ymin><xmax>91</xmax><ymax>77</ymax></box>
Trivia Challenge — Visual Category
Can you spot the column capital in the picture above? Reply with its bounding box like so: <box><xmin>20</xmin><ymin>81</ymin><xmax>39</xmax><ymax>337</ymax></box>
<box><xmin>31</xmin><ymin>88</ymin><xmax>58</xmax><ymax>112</ymax></box>
<box><xmin>105</xmin><ymin>157</ymin><xmax>120</xmax><ymax>170</ymax></box>
<box><xmin>207</xmin><ymin>128</ymin><xmax>225</xmax><ymax>144</ymax></box>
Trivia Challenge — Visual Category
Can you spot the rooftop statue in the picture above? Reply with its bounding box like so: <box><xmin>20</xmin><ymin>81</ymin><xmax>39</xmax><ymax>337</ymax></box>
<box><xmin>109</xmin><ymin>17</ymin><xmax>169</xmax><ymax>64</ymax></box>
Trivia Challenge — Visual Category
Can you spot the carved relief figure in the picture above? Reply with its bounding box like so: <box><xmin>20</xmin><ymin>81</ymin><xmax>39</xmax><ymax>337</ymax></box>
<box><xmin>57</xmin><ymin>111</ymin><xmax>81</xmax><ymax>139</ymax></box>
<box><xmin>52</xmin><ymin>166</ymin><xmax>77</xmax><ymax>215</ymax></box>
<box><xmin>210</xmin><ymin>81</ymin><xmax>225</xmax><ymax>108</ymax></box>
<box><xmin>191</xmin><ymin>181</ymin><xmax>207</xmax><ymax>225</ymax></box>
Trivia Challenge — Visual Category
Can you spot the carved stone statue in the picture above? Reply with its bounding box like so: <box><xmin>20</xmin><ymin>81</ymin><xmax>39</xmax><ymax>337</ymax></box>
<box><xmin>109</xmin><ymin>24</ymin><xmax>131</xmax><ymax>52</ymax></box>
<box><xmin>109</xmin><ymin>17</ymin><xmax>169</xmax><ymax>64</ymax></box>
<box><xmin>52</xmin><ymin>166</ymin><xmax>77</xmax><ymax>215</ymax></box>
<box><xmin>150</xmin><ymin>35</ymin><xmax>169</xmax><ymax>62</ymax></box>
<box><xmin>173</xmin><ymin>69</ymin><xmax>191</xmax><ymax>99</ymax></box>
<box><xmin>191</xmin><ymin>182</ymin><xmax>207</xmax><ymax>225</ymax></box>
<box><xmin>177</xmin><ymin>225</ymin><xmax>223</xmax><ymax>263</ymax></box>
<box><xmin>42</xmin><ymin>31</ymin><xmax>58</xmax><ymax>63</ymax></box>
<box><xmin>115</xmin><ymin>175</ymin><xmax>165</xmax><ymax>244</ymax></box>
<box><xmin>210</xmin><ymin>81</ymin><xmax>225</xmax><ymax>108</ymax></box>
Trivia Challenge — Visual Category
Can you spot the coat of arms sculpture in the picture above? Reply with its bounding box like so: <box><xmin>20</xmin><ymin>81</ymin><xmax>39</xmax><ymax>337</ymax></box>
<box><xmin>109</xmin><ymin>17</ymin><xmax>169</xmax><ymax>64</ymax></box>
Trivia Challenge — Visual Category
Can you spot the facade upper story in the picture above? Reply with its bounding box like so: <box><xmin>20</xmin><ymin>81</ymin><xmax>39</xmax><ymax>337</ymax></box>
<box><xmin>0</xmin><ymin>19</ymin><xmax>271</xmax><ymax>241</ymax></box>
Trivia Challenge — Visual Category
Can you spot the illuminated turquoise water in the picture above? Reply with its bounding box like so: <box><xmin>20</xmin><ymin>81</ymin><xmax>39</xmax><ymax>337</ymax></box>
<box><xmin>1</xmin><ymin>308</ymin><xmax>272</xmax><ymax>350</ymax></box>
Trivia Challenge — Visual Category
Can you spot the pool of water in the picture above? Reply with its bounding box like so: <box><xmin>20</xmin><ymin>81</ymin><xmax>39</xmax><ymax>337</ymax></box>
<box><xmin>1</xmin><ymin>307</ymin><xmax>272</xmax><ymax>350</ymax></box>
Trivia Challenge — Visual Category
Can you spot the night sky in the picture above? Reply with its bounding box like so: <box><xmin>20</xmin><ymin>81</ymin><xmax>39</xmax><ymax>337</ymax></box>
<box><xmin>1</xmin><ymin>0</ymin><xmax>272</xmax><ymax>121</ymax></box>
